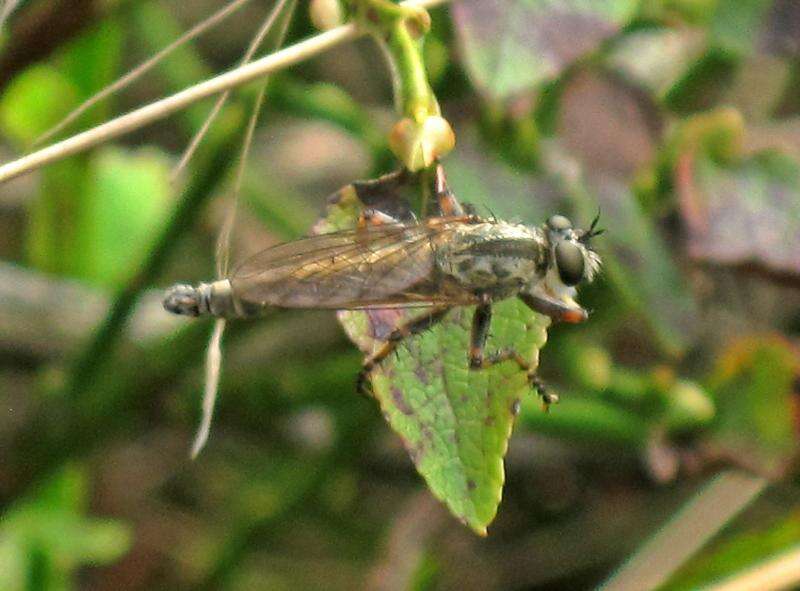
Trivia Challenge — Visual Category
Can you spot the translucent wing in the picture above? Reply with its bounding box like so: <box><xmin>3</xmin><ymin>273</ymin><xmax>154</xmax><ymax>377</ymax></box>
<box><xmin>230</xmin><ymin>221</ymin><xmax>476</xmax><ymax>309</ymax></box>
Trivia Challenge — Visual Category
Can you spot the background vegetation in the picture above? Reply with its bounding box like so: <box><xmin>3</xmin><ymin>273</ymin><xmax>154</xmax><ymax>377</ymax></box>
<box><xmin>1</xmin><ymin>0</ymin><xmax>799</xmax><ymax>589</ymax></box>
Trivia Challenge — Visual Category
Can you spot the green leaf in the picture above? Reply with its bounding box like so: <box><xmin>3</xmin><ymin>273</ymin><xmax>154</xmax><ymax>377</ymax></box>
<box><xmin>319</xmin><ymin>176</ymin><xmax>551</xmax><ymax>534</ymax></box>
<box><xmin>59</xmin><ymin>20</ymin><xmax>123</xmax><ymax>100</ymax></box>
<box><xmin>76</xmin><ymin>147</ymin><xmax>172</xmax><ymax>288</ymax></box>
<box><xmin>663</xmin><ymin>511</ymin><xmax>800</xmax><ymax>590</ymax></box>
<box><xmin>0</xmin><ymin>465</ymin><xmax>131</xmax><ymax>591</ymax></box>
<box><xmin>709</xmin><ymin>0</ymin><xmax>771</xmax><ymax>55</ymax></box>
<box><xmin>26</xmin><ymin>159</ymin><xmax>89</xmax><ymax>277</ymax></box>
<box><xmin>521</xmin><ymin>395</ymin><xmax>649</xmax><ymax>447</ymax></box>
<box><xmin>365</xmin><ymin>303</ymin><xmax>549</xmax><ymax>534</ymax></box>
<box><xmin>452</xmin><ymin>0</ymin><xmax>641</xmax><ymax>99</ymax></box>
<box><xmin>608</xmin><ymin>28</ymin><xmax>707</xmax><ymax>98</ymax></box>
<box><xmin>0</xmin><ymin>65</ymin><xmax>78</xmax><ymax>145</ymax></box>
<box><xmin>707</xmin><ymin>336</ymin><xmax>798</xmax><ymax>467</ymax></box>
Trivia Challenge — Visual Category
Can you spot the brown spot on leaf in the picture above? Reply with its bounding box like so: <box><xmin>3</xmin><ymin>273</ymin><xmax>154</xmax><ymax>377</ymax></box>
<box><xmin>414</xmin><ymin>366</ymin><xmax>430</xmax><ymax>384</ymax></box>
<box><xmin>467</xmin><ymin>479</ymin><xmax>477</xmax><ymax>491</ymax></box>
<box><xmin>484</xmin><ymin>415</ymin><xmax>495</xmax><ymax>426</ymax></box>
<box><xmin>391</xmin><ymin>386</ymin><xmax>415</xmax><ymax>416</ymax></box>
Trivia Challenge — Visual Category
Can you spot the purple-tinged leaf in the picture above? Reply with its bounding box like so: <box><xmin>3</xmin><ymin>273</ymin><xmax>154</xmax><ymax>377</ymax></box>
<box><xmin>558</xmin><ymin>68</ymin><xmax>662</xmax><ymax>178</ymax></box>
<box><xmin>452</xmin><ymin>0</ymin><xmax>640</xmax><ymax>99</ymax></box>
<box><xmin>608</xmin><ymin>28</ymin><xmax>707</xmax><ymax>98</ymax></box>
<box><xmin>677</xmin><ymin>149</ymin><xmax>800</xmax><ymax>278</ymax></box>
<box><xmin>760</xmin><ymin>0</ymin><xmax>800</xmax><ymax>58</ymax></box>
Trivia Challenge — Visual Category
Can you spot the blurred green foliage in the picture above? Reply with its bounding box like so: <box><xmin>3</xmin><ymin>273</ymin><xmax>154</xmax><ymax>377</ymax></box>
<box><xmin>1</xmin><ymin>0</ymin><xmax>799</xmax><ymax>589</ymax></box>
<box><xmin>0</xmin><ymin>466</ymin><xmax>130</xmax><ymax>591</ymax></box>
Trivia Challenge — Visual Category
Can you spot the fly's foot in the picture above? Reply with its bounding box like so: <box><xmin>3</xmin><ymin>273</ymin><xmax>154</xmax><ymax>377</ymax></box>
<box><xmin>469</xmin><ymin>347</ymin><xmax>559</xmax><ymax>410</ymax></box>
<box><xmin>531</xmin><ymin>375</ymin><xmax>559</xmax><ymax>412</ymax></box>
<box><xmin>468</xmin><ymin>350</ymin><xmax>483</xmax><ymax>370</ymax></box>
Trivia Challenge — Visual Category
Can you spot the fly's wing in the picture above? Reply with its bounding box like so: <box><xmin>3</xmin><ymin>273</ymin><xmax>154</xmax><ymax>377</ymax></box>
<box><xmin>229</xmin><ymin>221</ymin><xmax>475</xmax><ymax>310</ymax></box>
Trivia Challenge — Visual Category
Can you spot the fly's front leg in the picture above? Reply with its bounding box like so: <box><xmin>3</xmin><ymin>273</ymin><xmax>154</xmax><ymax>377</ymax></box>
<box><xmin>357</xmin><ymin>306</ymin><xmax>452</xmax><ymax>396</ymax></box>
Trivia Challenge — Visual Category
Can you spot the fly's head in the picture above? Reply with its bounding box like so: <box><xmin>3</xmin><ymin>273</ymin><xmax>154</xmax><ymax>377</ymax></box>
<box><xmin>528</xmin><ymin>213</ymin><xmax>603</xmax><ymax>320</ymax></box>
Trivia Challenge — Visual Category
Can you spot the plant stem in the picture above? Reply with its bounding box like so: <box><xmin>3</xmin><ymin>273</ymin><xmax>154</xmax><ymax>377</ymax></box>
<box><xmin>388</xmin><ymin>18</ymin><xmax>435</xmax><ymax>121</ymax></box>
<box><xmin>0</xmin><ymin>0</ymin><xmax>450</xmax><ymax>184</ymax></box>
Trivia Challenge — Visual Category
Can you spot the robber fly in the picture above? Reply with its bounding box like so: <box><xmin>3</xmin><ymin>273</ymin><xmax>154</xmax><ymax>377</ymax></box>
<box><xmin>164</xmin><ymin>165</ymin><xmax>602</xmax><ymax>404</ymax></box>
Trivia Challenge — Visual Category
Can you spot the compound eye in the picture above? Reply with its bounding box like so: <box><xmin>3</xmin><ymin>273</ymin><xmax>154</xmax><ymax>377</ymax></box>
<box><xmin>555</xmin><ymin>241</ymin><xmax>585</xmax><ymax>286</ymax></box>
<box><xmin>547</xmin><ymin>214</ymin><xmax>573</xmax><ymax>232</ymax></box>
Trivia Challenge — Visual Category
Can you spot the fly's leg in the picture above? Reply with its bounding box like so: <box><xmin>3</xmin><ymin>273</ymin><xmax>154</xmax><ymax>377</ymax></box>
<box><xmin>358</xmin><ymin>208</ymin><xmax>401</xmax><ymax>228</ymax></box>
<box><xmin>469</xmin><ymin>298</ymin><xmax>557</xmax><ymax>411</ymax></box>
<box><xmin>480</xmin><ymin>349</ymin><xmax>558</xmax><ymax>411</ymax></box>
<box><xmin>434</xmin><ymin>163</ymin><xmax>465</xmax><ymax>217</ymax></box>
<box><xmin>468</xmin><ymin>299</ymin><xmax>492</xmax><ymax>368</ymax></box>
<box><xmin>356</xmin><ymin>306</ymin><xmax>452</xmax><ymax>396</ymax></box>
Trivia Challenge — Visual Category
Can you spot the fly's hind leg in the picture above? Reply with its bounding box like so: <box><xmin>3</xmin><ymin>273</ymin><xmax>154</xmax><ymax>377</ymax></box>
<box><xmin>434</xmin><ymin>163</ymin><xmax>465</xmax><ymax>217</ymax></box>
<box><xmin>468</xmin><ymin>300</ymin><xmax>557</xmax><ymax>411</ymax></box>
<box><xmin>356</xmin><ymin>306</ymin><xmax>452</xmax><ymax>396</ymax></box>
<box><xmin>358</xmin><ymin>208</ymin><xmax>401</xmax><ymax>228</ymax></box>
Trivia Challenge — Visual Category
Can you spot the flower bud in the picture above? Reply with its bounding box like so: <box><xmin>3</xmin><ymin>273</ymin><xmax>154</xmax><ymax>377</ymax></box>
<box><xmin>389</xmin><ymin>115</ymin><xmax>455</xmax><ymax>171</ymax></box>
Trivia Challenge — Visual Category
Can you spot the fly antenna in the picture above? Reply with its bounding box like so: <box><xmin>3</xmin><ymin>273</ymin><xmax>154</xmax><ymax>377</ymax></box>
<box><xmin>580</xmin><ymin>209</ymin><xmax>605</xmax><ymax>244</ymax></box>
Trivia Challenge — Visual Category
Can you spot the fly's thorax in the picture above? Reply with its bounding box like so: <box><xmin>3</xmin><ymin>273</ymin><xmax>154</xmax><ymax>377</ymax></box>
<box><xmin>435</xmin><ymin>221</ymin><xmax>547</xmax><ymax>297</ymax></box>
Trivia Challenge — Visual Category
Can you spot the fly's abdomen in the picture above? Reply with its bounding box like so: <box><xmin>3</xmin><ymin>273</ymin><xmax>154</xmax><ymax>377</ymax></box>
<box><xmin>163</xmin><ymin>280</ymin><xmax>257</xmax><ymax>318</ymax></box>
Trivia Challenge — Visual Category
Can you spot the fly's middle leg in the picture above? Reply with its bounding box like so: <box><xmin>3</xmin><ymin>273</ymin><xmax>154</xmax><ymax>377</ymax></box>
<box><xmin>469</xmin><ymin>298</ymin><xmax>557</xmax><ymax>410</ymax></box>
<box><xmin>468</xmin><ymin>299</ymin><xmax>492</xmax><ymax>369</ymax></box>
<box><xmin>480</xmin><ymin>349</ymin><xmax>557</xmax><ymax>411</ymax></box>
<box><xmin>356</xmin><ymin>306</ymin><xmax>452</xmax><ymax>396</ymax></box>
